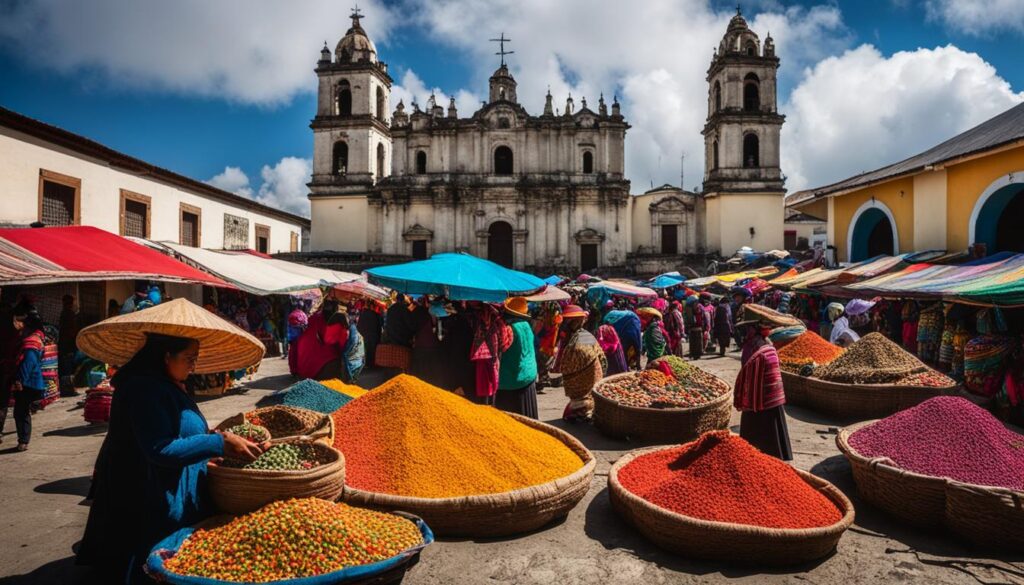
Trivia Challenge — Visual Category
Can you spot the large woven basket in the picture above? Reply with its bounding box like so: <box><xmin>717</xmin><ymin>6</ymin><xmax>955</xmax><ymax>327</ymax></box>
<box><xmin>792</xmin><ymin>376</ymin><xmax>957</xmax><ymax>420</ymax></box>
<box><xmin>592</xmin><ymin>372</ymin><xmax>732</xmax><ymax>444</ymax></box>
<box><xmin>780</xmin><ymin>371</ymin><xmax>809</xmax><ymax>405</ymax></box>
<box><xmin>608</xmin><ymin>445</ymin><xmax>854</xmax><ymax>565</ymax></box>
<box><xmin>835</xmin><ymin>422</ymin><xmax>948</xmax><ymax>528</ymax></box>
<box><xmin>944</xmin><ymin>480</ymin><xmax>1024</xmax><ymax>552</ymax></box>
<box><xmin>341</xmin><ymin>413</ymin><xmax>596</xmax><ymax>537</ymax></box>
<box><xmin>207</xmin><ymin>440</ymin><xmax>345</xmax><ymax>515</ymax></box>
<box><xmin>216</xmin><ymin>405</ymin><xmax>334</xmax><ymax>446</ymax></box>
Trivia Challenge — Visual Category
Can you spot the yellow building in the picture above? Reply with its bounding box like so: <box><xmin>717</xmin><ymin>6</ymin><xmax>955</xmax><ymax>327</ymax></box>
<box><xmin>787</xmin><ymin>103</ymin><xmax>1024</xmax><ymax>262</ymax></box>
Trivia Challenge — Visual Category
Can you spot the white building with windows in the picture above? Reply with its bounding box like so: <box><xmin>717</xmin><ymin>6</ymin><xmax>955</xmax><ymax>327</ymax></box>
<box><xmin>309</xmin><ymin>12</ymin><xmax>631</xmax><ymax>273</ymax></box>
<box><xmin>0</xmin><ymin>107</ymin><xmax>309</xmax><ymax>253</ymax></box>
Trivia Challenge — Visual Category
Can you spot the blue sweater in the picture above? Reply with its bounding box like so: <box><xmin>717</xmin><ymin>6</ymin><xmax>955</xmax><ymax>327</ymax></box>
<box><xmin>17</xmin><ymin>345</ymin><xmax>45</xmax><ymax>391</ymax></box>
<box><xmin>77</xmin><ymin>373</ymin><xmax>224</xmax><ymax>582</ymax></box>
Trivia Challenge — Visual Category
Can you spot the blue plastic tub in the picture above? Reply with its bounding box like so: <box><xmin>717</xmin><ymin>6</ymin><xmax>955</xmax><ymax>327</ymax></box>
<box><xmin>145</xmin><ymin>511</ymin><xmax>433</xmax><ymax>585</ymax></box>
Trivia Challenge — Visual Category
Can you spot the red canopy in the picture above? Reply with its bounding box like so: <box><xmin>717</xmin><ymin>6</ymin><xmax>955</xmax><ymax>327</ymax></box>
<box><xmin>0</xmin><ymin>226</ymin><xmax>228</xmax><ymax>287</ymax></box>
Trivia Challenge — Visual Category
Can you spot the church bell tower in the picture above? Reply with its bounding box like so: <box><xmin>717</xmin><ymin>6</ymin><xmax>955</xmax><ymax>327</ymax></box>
<box><xmin>308</xmin><ymin>8</ymin><xmax>392</xmax><ymax>252</ymax></box>
<box><xmin>702</xmin><ymin>8</ymin><xmax>785</xmax><ymax>255</ymax></box>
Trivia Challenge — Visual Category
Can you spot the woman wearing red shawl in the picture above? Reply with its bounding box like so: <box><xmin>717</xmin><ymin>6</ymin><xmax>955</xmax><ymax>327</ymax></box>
<box><xmin>289</xmin><ymin>300</ymin><xmax>349</xmax><ymax>380</ymax></box>
<box><xmin>468</xmin><ymin>303</ymin><xmax>512</xmax><ymax>405</ymax></box>
<box><xmin>596</xmin><ymin>324</ymin><xmax>628</xmax><ymax>375</ymax></box>
<box><xmin>663</xmin><ymin>301</ymin><xmax>685</xmax><ymax>357</ymax></box>
<box><xmin>8</xmin><ymin>304</ymin><xmax>46</xmax><ymax>451</ymax></box>
<box><xmin>734</xmin><ymin>314</ymin><xmax>792</xmax><ymax>461</ymax></box>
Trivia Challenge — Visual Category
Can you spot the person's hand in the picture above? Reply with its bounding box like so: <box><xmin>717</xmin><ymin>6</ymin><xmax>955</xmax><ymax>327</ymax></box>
<box><xmin>222</xmin><ymin>432</ymin><xmax>264</xmax><ymax>462</ymax></box>
<box><xmin>13</xmin><ymin>381</ymin><xmax>22</xmax><ymax>392</ymax></box>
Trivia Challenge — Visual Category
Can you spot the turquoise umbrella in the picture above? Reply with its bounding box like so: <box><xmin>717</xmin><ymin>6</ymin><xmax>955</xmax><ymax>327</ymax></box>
<box><xmin>365</xmin><ymin>253</ymin><xmax>545</xmax><ymax>302</ymax></box>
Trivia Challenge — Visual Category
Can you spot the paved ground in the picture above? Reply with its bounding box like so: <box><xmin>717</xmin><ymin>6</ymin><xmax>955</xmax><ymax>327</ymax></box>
<box><xmin>1</xmin><ymin>353</ymin><xmax>1022</xmax><ymax>584</ymax></box>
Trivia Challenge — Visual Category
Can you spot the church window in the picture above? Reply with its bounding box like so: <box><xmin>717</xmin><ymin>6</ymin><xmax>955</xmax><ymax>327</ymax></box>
<box><xmin>743</xmin><ymin>73</ymin><xmax>760</xmax><ymax>112</ymax></box>
<box><xmin>337</xmin><ymin>81</ymin><xmax>352</xmax><ymax>117</ymax></box>
<box><xmin>743</xmin><ymin>133</ymin><xmax>760</xmax><ymax>168</ymax></box>
<box><xmin>376</xmin><ymin>86</ymin><xmax>386</xmax><ymax>121</ymax></box>
<box><xmin>713</xmin><ymin>81</ymin><xmax>722</xmax><ymax>112</ymax></box>
<box><xmin>582</xmin><ymin>151</ymin><xmax>594</xmax><ymax>174</ymax></box>
<box><xmin>744</xmin><ymin>41</ymin><xmax>757</xmax><ymax>56</ymax></box>
<box><xmin>494</xmin><ymin>146</ymin><xmax>513</xmax><ymax>175</ymax></box>
<box><xmin>712</xmin><ymin>140</ymin><xmax>719</xmax><ymax>170</ymax></box>
<box><xmin>376</xmin><ymin>143</ymin><xmax>386</xmax><ymax>180</ymax></box>
<box><xmin>333</xmin><ymin>141</ymin><xmax>348</xmax><ymax>175</ymax></box>
<box><xmin>498</xmin><ymin>117</ymin><xmax>511</xmax><ymax>129</ymax></box>
<box><xmin>416</xmin><ymin>150</ymin><xmax>427</xmax><ymax>174</ymax></box>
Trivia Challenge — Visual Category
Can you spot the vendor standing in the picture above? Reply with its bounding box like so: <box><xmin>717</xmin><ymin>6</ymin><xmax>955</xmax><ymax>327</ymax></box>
<box><xmin>76</xmin><ymin>299</ymin><xmax>267</xmax><ymax>583</ymax></box>
<box><xmin>496</xmin><ymin>297</ymin><xmax>539</xmax><ymax>419</ymax></box>
<box><xmin>555</xmin><ymin>305</ymin><xmax>605</xmax><ymax>421</ymax></box>
<box><xmin>733</xmin><ymin>308</ymin><xmax>792</xmax><ymax>461</ymax></box>
<box><xmin>7</xmin><ymin>304</ymin><xmax>46</xmax><ymax>451</ymax></box>
<box><xmin>827</xmin><ymin>302</ymin><xmax>860</xmax><ymax>348</ymax></box>
<box><xmin>638</xmin><ymin>307</ymin><xmax>667</xmax><ymax>363</ymax></box>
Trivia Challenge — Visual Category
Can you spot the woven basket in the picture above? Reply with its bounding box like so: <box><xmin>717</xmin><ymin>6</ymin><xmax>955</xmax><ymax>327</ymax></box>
<box><xmin>341</xmin><ymin>413</ymin><xmax>596</xmax><ymax>537</ymax></box>
<box><xmin>592</xmin><ymin>372</ymin><xmax>732</xmax><ymax>444</ymax></box>
<box><xmin>207</xmin><ymin>440</ymin><xmax>345</xmax><ymax>515</ymax></box>
<box><xmin>795</xmin><ymin>376</ymin><xmax>957</xmax><ymax>420</ymax></box>
<box><xmin>375</xmin><ymin>344</ymin><xmax>411</xmax><ymax>371</ymax></box>
<box><xmin>608</xmin><ymin>446</ymin><xmax>854</xmax><ymax>565</ymax></box>
<box><xmin>945</xmin><ymin>480</ymin><xmax>1024</xmax><ymax>552</ymax></box>
<box><xmin>780</xmin><ymin>371</ymin><xmax>809</xmax><ymax>405</ymax></box>
<box><xmin>835</xmin><ymin>422</ymin><xmax>948</xmax><ymax>528</ymax></box>
<box><xmin>216</xmin><ymin>405</ymin><xmax>334</xmax><ymax>446</ymax></box>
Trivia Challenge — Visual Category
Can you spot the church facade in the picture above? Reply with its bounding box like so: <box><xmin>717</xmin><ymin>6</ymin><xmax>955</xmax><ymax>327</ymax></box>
<box><xmin>308</xmin><ymin>10</ymin><xmax>782</xmax><ymax>271</ymax></box>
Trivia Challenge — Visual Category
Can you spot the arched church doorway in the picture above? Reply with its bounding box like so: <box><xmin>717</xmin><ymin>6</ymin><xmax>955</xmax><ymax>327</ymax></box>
<box><xmin>973</xmin><ymin>182</ymin><xmax>1024</xmax><ymax>253</ymax></box>
<box><xmin>487</xmin><ymin>221</ymin><xmax>514</xmax><ymax>268</ymax></box>
<box><xmin>850</xmin><ymin>207</ymin><xmax>895</xmax><ymax>262</ymax></box>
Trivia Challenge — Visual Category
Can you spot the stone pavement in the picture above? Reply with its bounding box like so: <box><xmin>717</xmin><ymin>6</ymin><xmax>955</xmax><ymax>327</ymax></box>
<box><xmin>0</xmin><ymin>354</ymin><xmax>1021</xmax><ymax>584</ymax></box>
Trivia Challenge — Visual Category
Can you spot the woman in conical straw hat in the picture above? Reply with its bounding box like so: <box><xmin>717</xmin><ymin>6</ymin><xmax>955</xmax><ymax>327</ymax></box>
<box><xmin>76</xmin><ymin>298</ymin><xmax>267</xmax><ymax>583</ymax></box>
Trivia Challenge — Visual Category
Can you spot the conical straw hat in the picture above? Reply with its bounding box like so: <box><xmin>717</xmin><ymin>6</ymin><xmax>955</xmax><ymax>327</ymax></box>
<box><xmin>76</xmin><ymin>298</ymin><xmax>265</xmax><ymax>374</ymax></box>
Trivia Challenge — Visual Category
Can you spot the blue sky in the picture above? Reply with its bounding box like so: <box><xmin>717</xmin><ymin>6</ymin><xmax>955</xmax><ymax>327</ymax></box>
<box><xmin>1</xmin><ymin>0</ymin><xmax>1022</xmax><ymax>216</ymax></box>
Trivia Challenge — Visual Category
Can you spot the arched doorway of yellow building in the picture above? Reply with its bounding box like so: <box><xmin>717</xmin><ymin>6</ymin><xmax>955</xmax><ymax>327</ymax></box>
<box><xmin>970</xmin><ymin>174</ymin><xmax>1024</xmax><ymax>254</ymax></box>
<box><xmin>848</xmin><ymin>200</ymin><xmax>898</xmax><ymax>262</ymax></box>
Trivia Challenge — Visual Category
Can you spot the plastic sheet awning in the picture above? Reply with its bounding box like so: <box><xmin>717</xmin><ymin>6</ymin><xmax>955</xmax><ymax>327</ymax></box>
<box><xmin>365</xmin><ymin>253</ymin><xmax>545</xmax><ymax>302</ymax></box>
<box><xmin>846</xmin><ymin>253</ymin><xmax>1024</xmax><ymax>306</ymax></box>
<box><xmin>0</xmin><ymin>226</ymin><xmax>228</xmax><ymax>287</ymax></box>
<box><xmin>161</xmin><ymin>242</ymin><xmax>361</xmax><ymax>296</ymax></box>
<box><xmin>587</xmin><ymin>281</ymin><xmax>658</xmax><ymax>299</ymax></box>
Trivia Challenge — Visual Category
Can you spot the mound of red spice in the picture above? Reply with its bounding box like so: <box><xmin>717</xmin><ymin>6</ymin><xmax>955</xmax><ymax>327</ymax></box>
<box><xmin>617</xmin><ymin>431</ymin><xmax>842</xmax><ymax>529</ymax></box>
<box><xmin>849</xmin><ymin>396</ymin><xmax>1024</xmax><ymax>490</ymax></box>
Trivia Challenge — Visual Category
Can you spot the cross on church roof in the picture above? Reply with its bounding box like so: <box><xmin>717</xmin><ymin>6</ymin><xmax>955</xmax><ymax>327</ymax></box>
<box><xmin>351</xmin><ymin>5</ymin><xmax>363</xmax><ymax>25</ymax></box>
<box><xmin>490</xmin><ymin>33</ymin><xmax>514</xmax><ymax>67</ymax></box>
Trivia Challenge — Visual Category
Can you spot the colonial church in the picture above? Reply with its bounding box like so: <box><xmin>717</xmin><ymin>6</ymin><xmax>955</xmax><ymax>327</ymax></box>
<box><xmin>308</xmin><ymin>9</ymin><xmax>783</xmax><ymax>272</ymax></box>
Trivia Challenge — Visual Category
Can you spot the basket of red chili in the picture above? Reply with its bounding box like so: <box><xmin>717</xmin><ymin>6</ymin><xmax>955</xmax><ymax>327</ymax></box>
<box><xmin>609</xmin><ymin>431</ymin><xmax>854</xmax><ymax>565</ymax></box>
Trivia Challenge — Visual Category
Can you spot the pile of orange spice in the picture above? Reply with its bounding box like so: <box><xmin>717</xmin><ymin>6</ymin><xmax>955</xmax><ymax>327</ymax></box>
<box><xmin>332</xmin><ymin>374</ymin><xmax>583</xmax><ymax>498</ymax></box>
<box><xmin>777</xmin><ymin>331</ymin><xmax>844</xmax><ymax>373</ymax></box>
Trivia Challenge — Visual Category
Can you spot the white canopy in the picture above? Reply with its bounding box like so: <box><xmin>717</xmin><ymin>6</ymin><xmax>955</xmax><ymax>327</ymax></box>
<box><xmin>159</xmin><ymin>243</ymin><xmax>362</xmax><ymax>296</ymax></box>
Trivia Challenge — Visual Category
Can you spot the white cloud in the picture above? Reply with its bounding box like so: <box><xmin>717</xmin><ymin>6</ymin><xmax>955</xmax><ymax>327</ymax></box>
<box><xmin>925</xmin><ymin>0</ymin><xmax>1024</xmax><ymax>36</ymax></box>
<box><xmin>207</xmin><ymin>166</ymin><xmax>253</xmax><ymax>197</ymax></box>
<box><xmin>0</xmin><ymin>0</ymin><xmax>398</xmax><ymax>105</ymax></box>
<box><xmin>782</xmin><ymin>44</ymin><xmax>1024</xmax><ymax>190</ymax></box>
<box><xmin>206</xmin><ymin>158</ymin><xmax>312</xmax><ymax>218</ymax></box>
<box><xmin>390</xmin><ymin>69</ymin><xmax>482</xmax><ymax>119</ymax></box>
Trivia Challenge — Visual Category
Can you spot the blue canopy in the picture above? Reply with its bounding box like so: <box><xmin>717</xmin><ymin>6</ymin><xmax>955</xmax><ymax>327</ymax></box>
<box><xmin>543</xmin><ymin>275</ymin><xmax>563</xmax><ymax>285</ymax></box>
<box><xmin>365</xmin><ymin>253</ymin><xmax>545</xmax><ymax>302</ymax></box>
<box><xmin>645</xmin><ymin>273</ymin><xmax>687</xmax><ymax>290</ymax></box>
